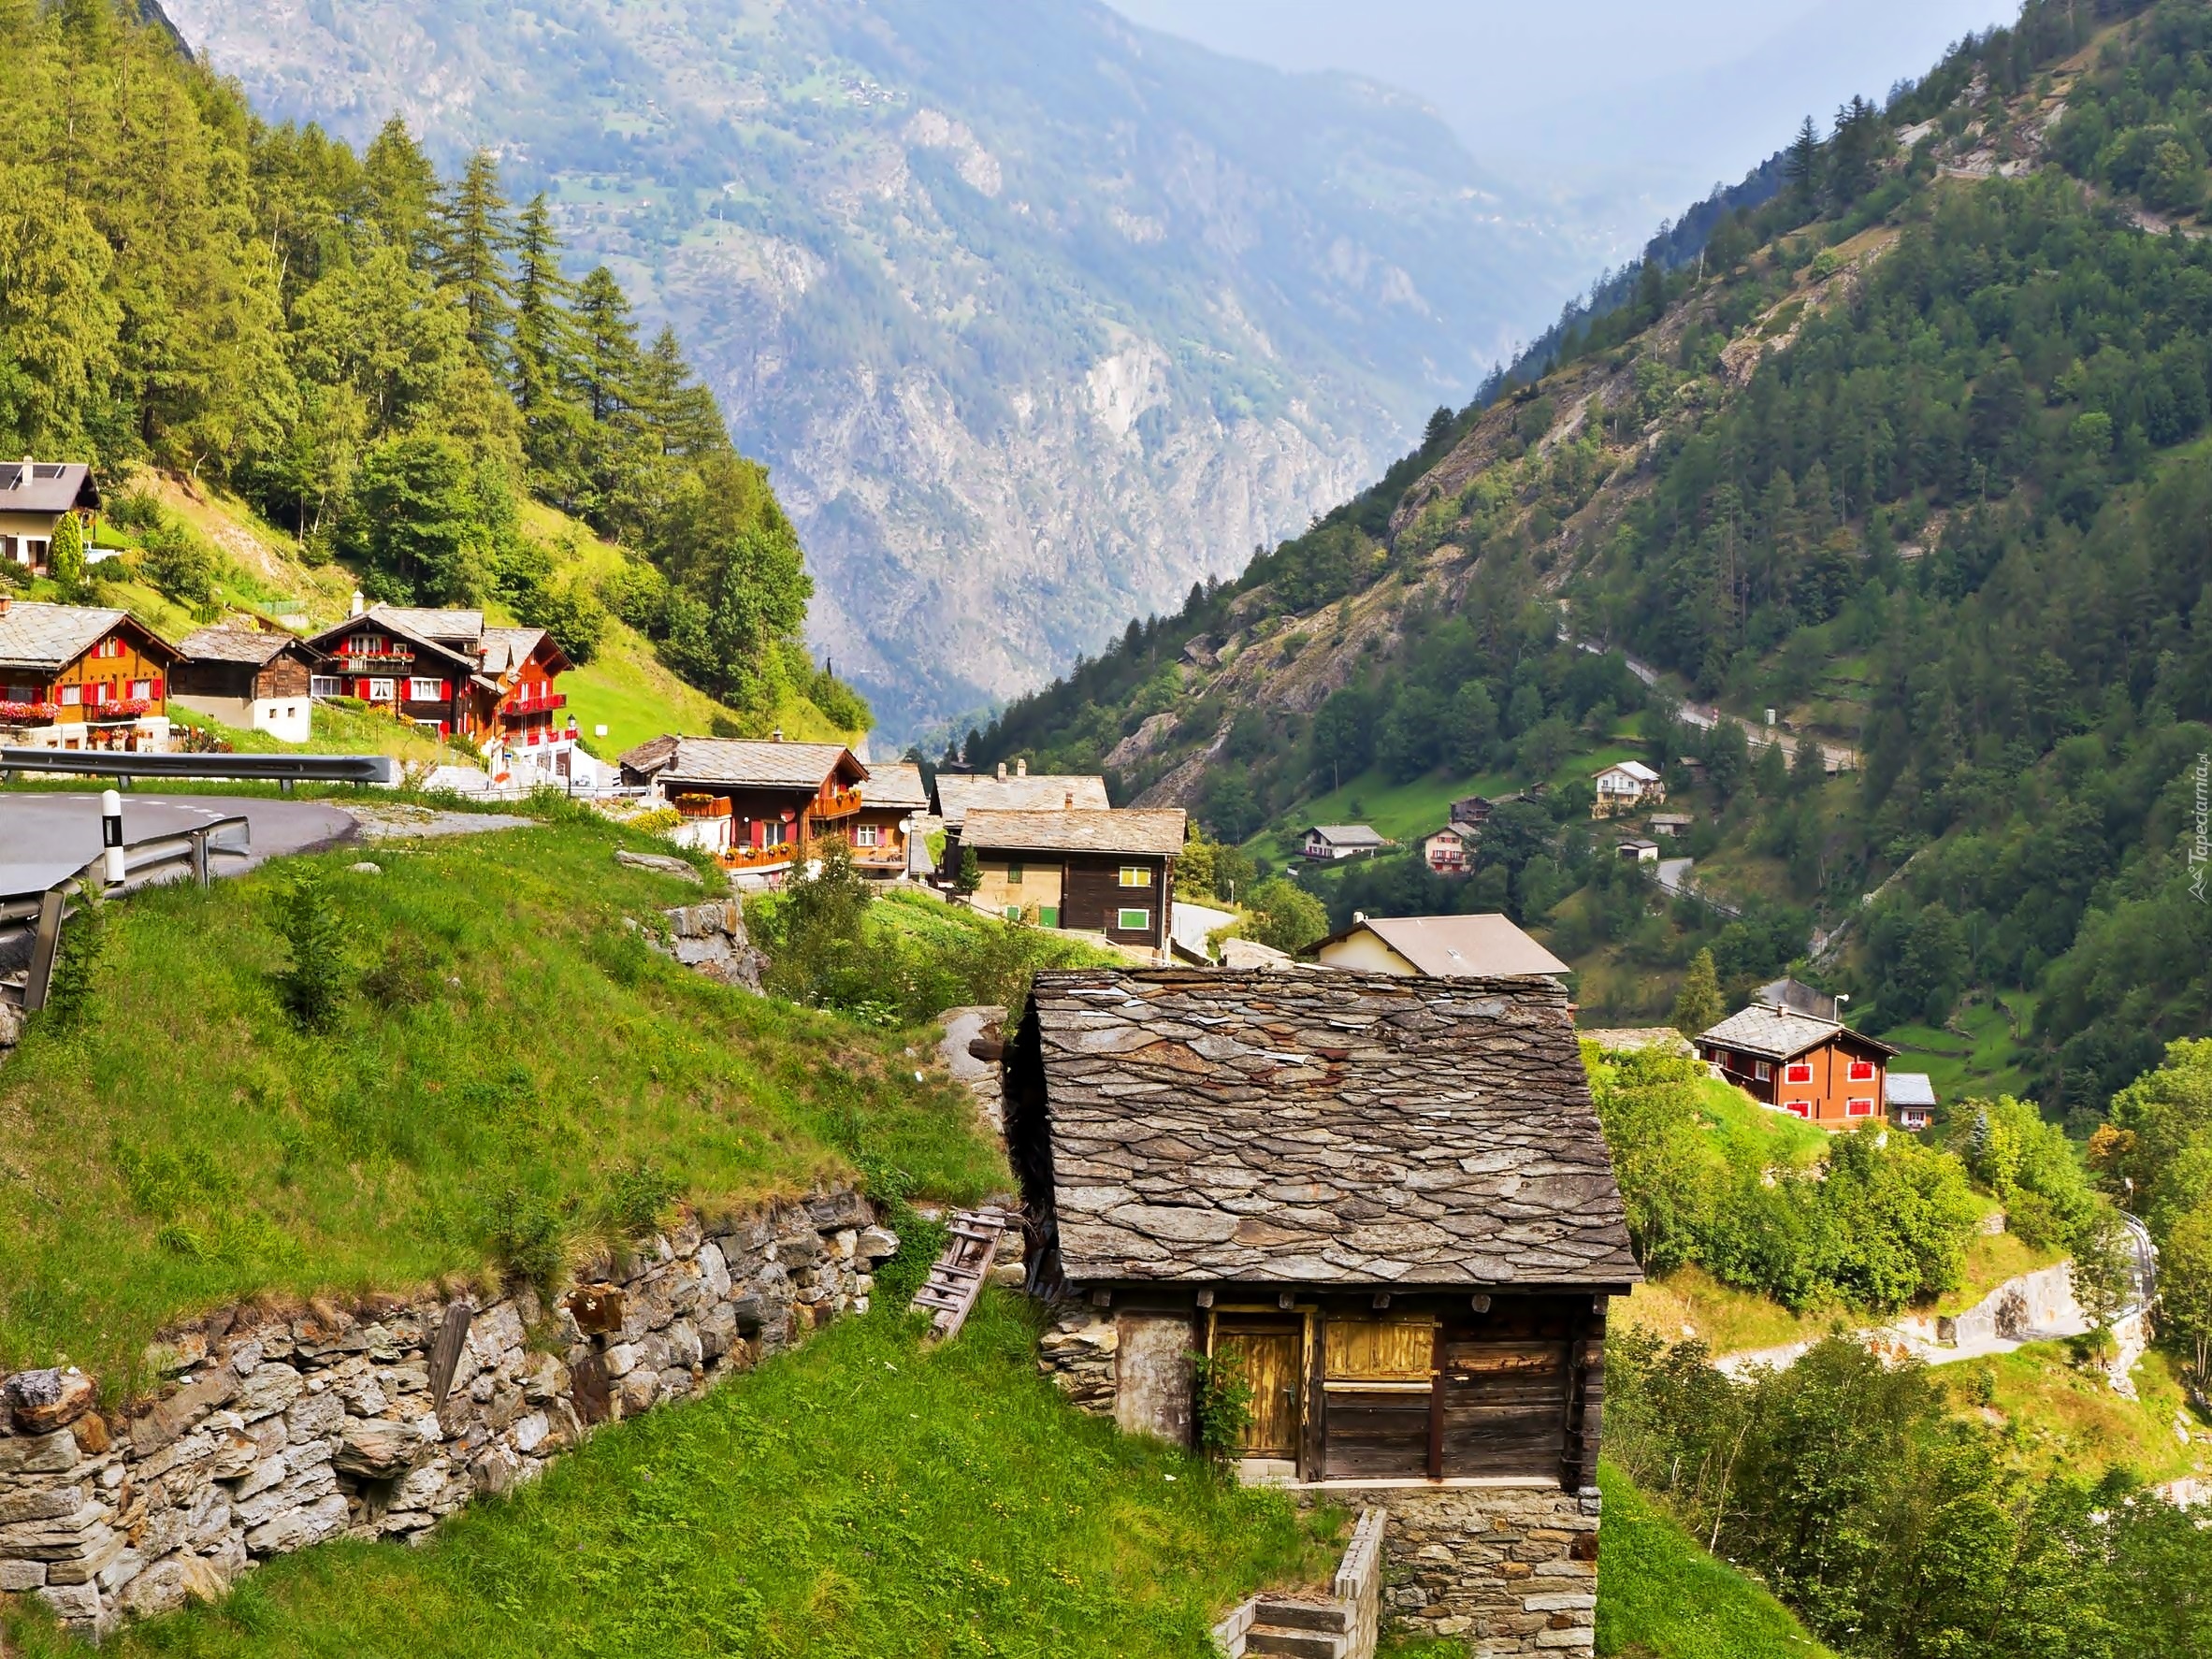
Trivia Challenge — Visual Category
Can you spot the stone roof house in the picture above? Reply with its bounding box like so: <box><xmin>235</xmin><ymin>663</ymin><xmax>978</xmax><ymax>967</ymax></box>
<box><xmin>1008</xmin><ymin>967</ymin><xmax>1637</xmax><ymax>1649</ymax></box>
<box><xmin>1696</xmin><ymin>1003</ymin><xmax>1899</xmax><ymax>1129</ymax></box>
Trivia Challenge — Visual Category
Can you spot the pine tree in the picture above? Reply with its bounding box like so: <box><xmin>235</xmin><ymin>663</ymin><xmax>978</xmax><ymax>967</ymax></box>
<box><xmin>634</xmin><ymin>325</ymin><xmax>728</xmax><ymax>459</ymax></box>
<box><xmin>569</xmin><ymin>266</ymin><xmax>640</xmax><ymax>425</ymax></box>
<box><xmin>47</xmin><ymin>509</ymin><xmax>86</xmax><ymax>596</ymax></box>
<box><xmin>1785</xmin><ymin>115</ymin><xmax>1823</xmax><ymax>207</ymax></box>
<box><xmin>1671</xmin><ymin>948</ymin><xmax>1723</xmax><ymax>1038</ymax></box>
<box><xmin>510</xmin><ymin>193</ymin><xmax>588</xmax><ymax>497</ymax></box>
<box><xmin>362</xmin><ymin>118</ymin><xmax>440</xmax><ymax>266</ymax></box>
<box><xmin>432</xmin><ymin>149</ymin><xmax>517</xmax><ymax>375</ymax></box>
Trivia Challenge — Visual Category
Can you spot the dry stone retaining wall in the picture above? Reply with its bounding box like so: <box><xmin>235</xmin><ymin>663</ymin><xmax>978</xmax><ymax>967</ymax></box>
<box><xmin>1372</xmin><ymin>1486</ymin><xmax>1599</xmax><ymax>1653</ymax></box>
<box><xmin>0</xmin><ymin>1190</ymin><xmax>894</xmax><ymax>1638</ymax></box>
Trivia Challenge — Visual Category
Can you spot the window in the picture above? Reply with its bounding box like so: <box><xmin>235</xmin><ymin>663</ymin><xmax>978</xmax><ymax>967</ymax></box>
<box><xmin>130</xmin><ymin>680</ymin><xmax>152</xmax><ymax>701</ymax></box>
<box><xmin>59</xmin><ymin>685</ymin><xmax>80</xmax><ymax>706</ymax></box>
<box><xmin>1005</xmin><ymin>905</ymin><xmax>1022</xmax><ymax>922</ymax></box>
<box><xmin>354</xmin><ymin>634</ymin><xmax>387</xmax><ymax>655</ymax></box>
<box><xmin>1847</xmin><ymin>1097</ymin><xmax>1876</xmax><ymax>1117</ymax></box>
<box><xmin>409</xmin><ymin>677</ymin><xmax>442</xmax><ymax>701</ymax></box>
<box><xmin>1006</xmin><ymin>861</ymin><xmax>1024</xmax><ymax>885</ymax></box>
<box><xmin>1847</xmin><ymin>1059</ymin><xmax>1876</xmax><ymax>1082</ymax></box>
<box><xmin>1785</xmin><ymin>1060</ymin><xmax>1814</xmax><ymax>1085</ymax></box>
<box><xmin>1116</xmin><ymin>906</ymin><xmax>1150</xmax><ymax>932</ymax></box>
<box><xmin>854</xmin><ymin>825</ymin><xmax>880</xmax><ymax>847</ymax></box>
<box><xmin>1785</xmin><ymin>1101</ymin><xmax>1812</xmax><ymax>1118</ymax></box>
<box><xmin>368</xmin><ymin>678</ymin><xmax>396</xmax><ymax>702</ymax></box>
<box><xmin>1753</xmin><ymin>1060</ymin><xmax>1771</xmax><ymax>1082</ymax></box>
<box><xmin>310</xmin><ymin>675</ymin><xmax>342</xmax><ymax>698</ymax></box>
<box><xmin>1119</xmin><ymin>865</ymin><xmax>1153</xmax><ymax>887</ymax></box>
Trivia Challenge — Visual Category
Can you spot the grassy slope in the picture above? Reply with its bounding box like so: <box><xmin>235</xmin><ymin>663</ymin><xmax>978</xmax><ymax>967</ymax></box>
<box><xmin>1592</xmin><ymin>1464</ymin><xmax>1836</xmax><ymax>1659</ymax></box>
<box><xmin>4</xmin><ymin>1296</ymin><xmax>1336</xmax><ymax>1659</ymax></box>
<box><xmin>0</xmin><ymin>813</ymin><xmax>1002</xmax><ymax>1386</ymax></box>
<box><xmin>1946</xmin><ymin>1343</ymin><xmax>2205</xmax><ymax>1487</ymax></box>
<box><xmin>88</xmin><ymin>476</ymin><xmax>857</xmax><ymax>762</ymax></box>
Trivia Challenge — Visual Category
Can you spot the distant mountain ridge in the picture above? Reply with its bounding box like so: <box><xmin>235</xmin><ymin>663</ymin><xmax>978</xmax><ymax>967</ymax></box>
<box><xmin>154</xmin><ymin>0</ymin><xmax>1598</xmax><ymax>740</ymax></box>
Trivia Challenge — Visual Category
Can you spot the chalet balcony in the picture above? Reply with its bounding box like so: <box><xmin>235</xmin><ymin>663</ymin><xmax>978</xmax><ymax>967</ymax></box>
<box><xmin>0</xmin><ymin>700</ymin><xmax>60</xmax><ymax>726</ymax></box>
<box><xmin>722</xmin><ymin>842</ymin><xmax>797</xmax><ymax>871</ymax></box>
<box><xmin>813</xmin><ymin>786</ymin><xmax>863</xmax><ymax>820</ymax></box>
<box><xmin>503</xmin><ymin>691</ymin><xmax>567</xmax><ymax>718</ymax></box>
<box><xmin>336</xmin><ymin>648</ymin><xmax>415</xmax><ymax>668</ymax></box>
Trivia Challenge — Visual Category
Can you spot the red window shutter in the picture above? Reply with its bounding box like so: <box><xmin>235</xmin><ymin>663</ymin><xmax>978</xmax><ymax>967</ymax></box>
<box><xmin>150</xmin><ymin>677</ymin><xmax>163</xmax><ymax>700</ymax></box>
<box><xmin>441</xmin><ymin>680</ymin><xmax>452</xmax><ymax>700</ymax></box>
<box><xmin>355</xmin><ymin>678</ymin><xmax>369</xmax><ymax>699</ymax></box>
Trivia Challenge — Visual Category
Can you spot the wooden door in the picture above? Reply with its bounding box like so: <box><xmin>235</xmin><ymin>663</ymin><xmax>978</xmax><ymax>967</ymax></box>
<box><xmin>1215</xmin><ymin>1318</ymin><xmax>1302</xmax><ymax>1458</ymax></box>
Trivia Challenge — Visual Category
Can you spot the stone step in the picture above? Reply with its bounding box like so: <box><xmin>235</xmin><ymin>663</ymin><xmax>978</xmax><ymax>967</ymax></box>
<box><xmin>1252</xmin><ymin>1598</ymin><xmax>1350</xmax><ymax>1634</ymax></box>
<box><xmin>1243</xmin><ymin>1624</ymin><xmax>1346</xmax><ymax>1659</ymax></box>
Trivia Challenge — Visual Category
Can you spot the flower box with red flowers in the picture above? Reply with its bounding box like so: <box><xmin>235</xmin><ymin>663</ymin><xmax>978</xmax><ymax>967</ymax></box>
<box><xmin>0</xmin><ymin>700</ymin><xmax>60</xmax><ymax>723</ymax></box>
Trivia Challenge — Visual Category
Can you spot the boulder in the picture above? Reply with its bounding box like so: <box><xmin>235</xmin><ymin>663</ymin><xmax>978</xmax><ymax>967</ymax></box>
<box><xmin>614</xmin><ymin>849</ymin><xmax>703</xmax><ymax>883</ymax></box>
<box><xmin>7</xmin><ymin>1368</ymin><xmax>95</xmax><ymax>1434</ymax></box>
<box><xmin>332</xmin><ymin>1418</ymin><xmax>425</xmax><ymax>1480</ymax></box>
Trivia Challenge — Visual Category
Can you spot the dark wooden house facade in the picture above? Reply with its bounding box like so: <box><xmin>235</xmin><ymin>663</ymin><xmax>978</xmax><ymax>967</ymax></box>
<box><xmin>620</xmin><ymin>734</ymin><xmax>868</xmax><ymax>873</ymax></box>
<box><xmin>958</xmin><ymin>807</ymin><xmax>1184</xmax><ymax>951</ymax></box>
<box><xmin>173</xmin><ymin>625</ymin><xmax>325</xmax><ymax>743</ymax></box>
<box><xmin>1009</xmin><ymin>969</ymin><xmax>1641</xmax><ymax>1489</ymax></box>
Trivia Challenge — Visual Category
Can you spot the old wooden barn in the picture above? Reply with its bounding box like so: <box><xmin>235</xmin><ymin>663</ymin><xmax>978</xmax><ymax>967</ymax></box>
<box><xmin>1008</xmin><ymin>967</ymin><xmax>1640</xmax><ymax>1491</ymax></box>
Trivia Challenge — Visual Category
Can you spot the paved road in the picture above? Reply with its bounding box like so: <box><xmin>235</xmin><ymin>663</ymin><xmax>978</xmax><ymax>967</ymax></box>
<box><xmin>0</xmin><ymin>794</ymin><xmax>358</xmax><ymax>895</ymax></box>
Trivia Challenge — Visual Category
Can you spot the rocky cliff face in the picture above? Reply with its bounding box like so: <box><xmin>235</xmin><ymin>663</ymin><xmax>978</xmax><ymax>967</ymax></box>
<box><xmin>154</xmin><ymin>0</ymin><xmax>1592</xmax><ymax>738</ymax></box>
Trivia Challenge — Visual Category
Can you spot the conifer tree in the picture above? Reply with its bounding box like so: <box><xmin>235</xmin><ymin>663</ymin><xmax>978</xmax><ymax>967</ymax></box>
<box><xmin>634</xmin><ymin>325</ymin><xmax>729</xmax><ymax>459</ymax></box>
<box><xmin>510</xmin><ymin>193</ymin><xmax>588</xmax><ymax>497</ymax></box>
<box><xmin>47</xmin><ymin>510</ymin><xmax>86</xmax><ymax>597</ymax></box>
<box><xmin>568</xmin><ymin>266</ymin><xmax>640</xmax><ymax>425</ymax></box>
<box><xmin>432</xmin><ymin>149</ymin><xmax>517</xmax><ymax>375</ymax></box>
<box><xmin>1671</xmin><ymin>948</ymin><xmax>1723</xmax><ymax>1038</ymax></box>
<box><xmin>362</xmin><ymin>118</ymin><xmax>439</xmax><ymax>266</ymax></box>
<box><xmin>1784</xmin><ymin>116</ymin><xmax>1823</xmax><ymax>208</ymax></box>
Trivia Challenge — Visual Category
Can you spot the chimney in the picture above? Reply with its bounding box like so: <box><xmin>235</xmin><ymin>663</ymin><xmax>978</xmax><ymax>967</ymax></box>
<box><xmin>349</xmin><ymin>589</ymin><xmax>364</xmax><ymax>618</ymax></box>
<box><xmin>1016</xmin><ymin>757</ymin><xmax>1027</xmax><ymax>777</ymax></box>
<box><xmin>771</xmin><ymin>728</ymin><xmax>783</xmax><ymax>743</ymax></box>
<box><xmin>1352</xmin><ymin>911</ymin><xmax>1367</xmax><ymax>925</ymax></box>
<box><xmin>1063</xmin><ymin>790</ymin><xmax>1074</xmax><ymax>809</ymax></box>
<box><xmin>0</xmin><ymin>596</ymin><xmax>9</xmax><ymax>616</ymax></box>
<box><xmin>995</xmin><ymin>761</ymin><xmax>1006</xmax><ymax>782</ymax></box>
<box><xmin>14</xmin><ymin>456</ymin><xmax>29</xmax><ymax>489</ymax></box>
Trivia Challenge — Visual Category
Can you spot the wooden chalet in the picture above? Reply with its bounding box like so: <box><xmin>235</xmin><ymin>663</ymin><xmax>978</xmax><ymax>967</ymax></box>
<box><xmin>851</xmin><ymin>760</ymin><xmax>931</xmax><ymax>877</ymax></box>
<box><xmin>173</xmin><ymin>625</ymin><xmax>325</xmax><ymax>743</ymax></box>
<box><xmin>0</xmin><ymin>461</ymin><xmax>98</xmax><ymax>576</ymax></box>
<box><xmin>621</xmin><ymin>734</ymin><xmax>868</xmax><ymax>874</ymax></box>
<box><xmin>1308</xmin><ymin>913</ymin><xmax>1569</xmax><ymax>981</ymax></box>
<box><xmin>0</xmin><ymin>599</ymin><xmax>179</xmax><ymax>752</ymax></box>
<box><xmin>1302</xmin><ymin>824</ymin><xmax>1389</xmax><ymax>861</ymax></box>
<box><xmin>303</xmin><ymin>606</ymin><xmax>576</xmax><ymax>774</ymax></box>
<box><xmin>1695</xmin><ymin>1003</ymin><xmax>1899</xmax><ymax>1128</ymax></box>
<box><xmin>933</xmin><ymin>760</ymin><xmax>1110</xmax><ymax>873</ymax></box>
<box><xmin>1009</xmin><ymin>968</ymin><xmax>1640</xmax><ymax>1487</ymax></box>
<box><xmin>957</xmin><ymin>806</ymin><xmax>1185</xmax><ymax>952</ymax></box>
<box><xmin>1422</xmin><ymin>826</ymin><xmax>1468</xmax><ymax>873</ymax></box>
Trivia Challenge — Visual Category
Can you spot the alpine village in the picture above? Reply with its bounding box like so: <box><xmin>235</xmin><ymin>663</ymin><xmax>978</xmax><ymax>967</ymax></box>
<box><xmin>1</xmin><ymin>3</ymin><xmax>2210</xmax><ymax>1657</ymax></box>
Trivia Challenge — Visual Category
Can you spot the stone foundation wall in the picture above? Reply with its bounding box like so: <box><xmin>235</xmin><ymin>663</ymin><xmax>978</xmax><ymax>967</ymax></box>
<box><xmin>1369</xmin><ymin>1486</ymin><xmax>1599</xmax><ymax>1654</ymax></box>
<box><xmin>0</xmin><ymin>1190</ymin><xmax>894</xmax><ymax>1638</ymax></box>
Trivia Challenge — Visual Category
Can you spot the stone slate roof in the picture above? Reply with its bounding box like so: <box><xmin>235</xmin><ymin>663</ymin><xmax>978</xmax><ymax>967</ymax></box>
<box><xmin>651</xmin><ymin>736</ymin><xmax>867</xmax><ymax>789</ymax></box>
<box><xmin>1887</xmin><ymin>1072</ymin><xmax>1937</xmax><ymax>1107</ymax></box>
<box><xmin>0</xmin><ymin>460</ymin><xmax>94</xmax><ymax>514</ymax></box>
<box><xmin>368</xmin><ymin>605</ymin><xmax>484</xmax><ymax>646</ymax></box>
<box><xmin>478</xmin><ymin>625</ymin><xmax>559</xmax><ymax>676</ymax></box>
<box><xmin>177</xmin><ymin>625</ymin><xmax>314</xmax><ymax>666</ymax></box>
<box><xmin>1697</xmin><ymin>1003</ymin><xmax>1899</xmax><ymax>1062</ymax></box>
<box><xmin>0</xmin><ymin>602</ymin><xmax>175</xmax><ymax>671</ymax></box>
<box><xmin>936</xmin><ymin>771</ymin><xmax>1110</xmax><ymax>824</ymax></box>
<box><xmin>1008</xmin><ymin>967</ymin><xmax>1641</xmax><ymax>1291</ymax></box>
<box><xmin>305</xmin><ymin>610</ymin><xmax>479</xmax><ymax>672</ymax></box>
<box><xmin>1307</xmin><ymin>824</ymin><xmax>1388</xmax><ymax>846</ymax></box>
<box><xmin>960</xmin><ymin>807</ymin><xmax>1186</xmax><ymax>858</ymax></box>
<box><xmin>1314</xmin><ymin>914</ymin><xmax>1569</xmax><ymax>978</ymax></box>
<box><xmin>861</xmin><ymin>760</ymin><xmax>932</xmax><ymax>810</ymax></box>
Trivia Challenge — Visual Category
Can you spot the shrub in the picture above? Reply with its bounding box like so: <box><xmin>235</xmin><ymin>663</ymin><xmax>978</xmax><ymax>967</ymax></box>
<box><xmin>1190</xmin><ymin>1349</ymin><xmax>1254</xmax><ymax>1462</ymax></box>
<box><xmin>273</xmin><ymin>873</ymin><xmax>349</xmax><ymax>1031</ymax></box>
<box><xmin>1244</xmin><ymin>877</ymin><xmax>1327</xmax><ymax>955</ymax></box>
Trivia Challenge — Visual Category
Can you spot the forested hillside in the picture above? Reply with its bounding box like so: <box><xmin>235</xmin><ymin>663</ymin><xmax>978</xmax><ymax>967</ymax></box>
<box><xmin>979</xmin><ymin>0</ymin><xmax>2212</xmax><ymax>1118</ymax></box>
<box><xmin>0</xmin><ymin>0</ymin><xmax>860</xmax><ymax>735</ymax></box>
<box><xmin>151</xmin><ymin>0</ymin><xmax>1609</xmax><ymax>740</ymax></box>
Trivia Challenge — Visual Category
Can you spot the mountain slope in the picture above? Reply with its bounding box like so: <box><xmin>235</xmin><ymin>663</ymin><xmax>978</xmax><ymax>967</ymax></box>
<box><xmin>981</xmin><ymin>0</ymin><xmax>2212</xmax><ymax>1115</ymax></box>
<box><xmin>153</xmin><ymin>0</ymin><xmax>1598</xmax><ymax>738</ymax></box>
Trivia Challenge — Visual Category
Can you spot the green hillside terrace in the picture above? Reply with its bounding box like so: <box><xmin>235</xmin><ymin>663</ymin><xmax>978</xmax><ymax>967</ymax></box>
<box><xmin>0</xmin><ymin>809</ymin><xmax>1004</xmax><ymax>1389</ymax></box>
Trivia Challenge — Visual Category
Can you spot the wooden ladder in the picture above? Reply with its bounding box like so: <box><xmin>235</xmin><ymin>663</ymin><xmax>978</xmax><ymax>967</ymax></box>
<box><xmin>911</xmin><ymin>1206</ymin><xmax>1010</xmax><ymax>1339</ymax></box>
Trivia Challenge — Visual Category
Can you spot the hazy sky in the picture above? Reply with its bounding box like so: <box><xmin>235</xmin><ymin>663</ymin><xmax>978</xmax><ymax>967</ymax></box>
<box><xmin>1106</xmin><ymin>0</ymin><xmax>2019</xmax><ymax>242</ymax></box>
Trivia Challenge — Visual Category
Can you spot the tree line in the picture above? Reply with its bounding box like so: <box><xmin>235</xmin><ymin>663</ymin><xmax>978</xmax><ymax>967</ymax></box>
<box><xmin>0</xmin><ymin>0</ymin><xmax>860</xmax><ymax>729</ymax></box>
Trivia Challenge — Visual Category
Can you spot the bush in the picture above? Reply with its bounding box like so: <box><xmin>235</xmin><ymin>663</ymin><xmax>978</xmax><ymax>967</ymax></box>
<box><xmin>273</xmin><ymin>873</ymin><xmax>349</xmax><ymax>1031</ymax></box>
<box><xmin>1244</xmin><ymin>876</ymin><xmax>1327</xmax><ymax>955</ymax></box>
